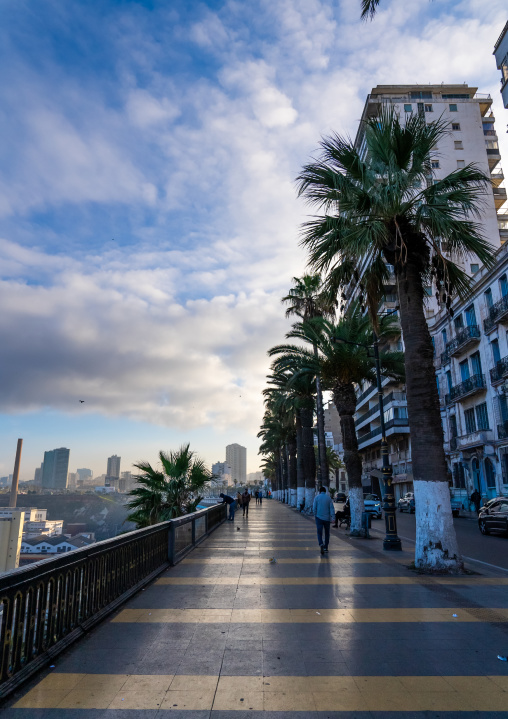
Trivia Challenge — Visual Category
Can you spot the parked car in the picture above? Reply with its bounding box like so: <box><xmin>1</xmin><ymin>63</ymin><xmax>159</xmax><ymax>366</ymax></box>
<box><xmin>449</xmin><ymin>494</ymin><xmax>463</xmax><ymax>518</ymax></box>
<box><xmin>363</xmin><ymin>493</ymin><xmax>382</xmax><ymax>519</ymax></box>
<box><xmin>478</xmin><ymin>498</ymin><xmax>508</xmax><ymax>536</ymax></box>
<box><xmin>335</xmin><ymin>492</ymin><xmax>347</xmax><ymax>502</ymax></box>
<box><xmin>398</xmin><ymin>492</ymin><xmax>415</xmax><ymax>513</ymax></box>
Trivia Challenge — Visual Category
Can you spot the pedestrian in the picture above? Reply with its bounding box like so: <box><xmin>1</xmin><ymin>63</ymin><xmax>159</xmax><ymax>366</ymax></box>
<box><xmin>313</xmin><ymin>487</ymin><xmax>335</xmax><ymax>555</ymax></box>
<box><xmin>259</xmin><ymin>491</ymin><xmax>262</xmax><ymax>506</ymax></box>
<box><xmin>255</xmin><ymin>490</ymin><xmax>259</xmax><ymax>505</ymax></box>
<box><xmin>471</xmin><ymin>489</ymin><xmax>481</xmax><ymax>515</ymax></box>
<box><xmin>220</xmin><ymin>492</ymin><xmax>236</xmax><ymax>521</ymax></box>
<box><xmin>242</xmin><ymin>488</ymin><xmax>251</xmax><ymax>516</ymax></box>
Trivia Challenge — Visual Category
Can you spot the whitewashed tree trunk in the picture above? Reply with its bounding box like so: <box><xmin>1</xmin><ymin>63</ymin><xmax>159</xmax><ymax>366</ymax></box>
<box><xmin>297</xmin><ymin>486</ymin><xmax>305</xmax><ymax>510</ymax></box>
<box><xmin>349</xmin><ymin>485</ymin><xmax>364</xmax><ymax>536</ymax></box>
<box><xmin>290</xmin><ymin>488</ymin><xmax>297</xmax><ymax>507</ymax></box>
<box><xmin>305</xmin><ymin>487</ymin><xmax>315</xmax><ymax>512</ymax></box>
<box><xmin>414</xmin><ymin>480</ymin><xmax>463</xmax><ymax>571</ymax></box>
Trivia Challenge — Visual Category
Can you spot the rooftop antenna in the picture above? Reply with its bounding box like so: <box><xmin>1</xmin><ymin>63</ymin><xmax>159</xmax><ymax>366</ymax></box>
<box><xmin>9</xmin><ymin>439</ymin><xmax>23</xmax><ymax>508</ymax></box>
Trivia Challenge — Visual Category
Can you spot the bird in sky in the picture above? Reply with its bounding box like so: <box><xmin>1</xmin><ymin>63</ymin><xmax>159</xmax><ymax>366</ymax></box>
<box><xmin>79</xmin><ymin>400</ymin><xmax>85</xmax><ymax>403</ymax></box>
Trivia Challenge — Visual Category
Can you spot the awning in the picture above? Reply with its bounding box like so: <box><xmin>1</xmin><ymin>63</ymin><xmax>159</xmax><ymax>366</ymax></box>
<box><xmin>369</xmin><ymin>469</ymin><xmax>383</xmax><ymax>479</ymax></box>
<box><xmin>391</xmin><ymin>472</ymin><xmax>413</xmax><ymax>485</ymax></box>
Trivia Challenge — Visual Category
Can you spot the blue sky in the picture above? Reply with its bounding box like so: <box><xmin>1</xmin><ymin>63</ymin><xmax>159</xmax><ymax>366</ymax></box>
<box><xmin>0</xmin><ymin>0</ymin><xmax>507</xmax><ymax>480</ymax></box>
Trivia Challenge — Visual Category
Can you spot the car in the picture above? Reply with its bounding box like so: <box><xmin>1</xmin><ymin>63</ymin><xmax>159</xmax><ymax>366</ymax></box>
<box><xmin>363</xmin><ymin>493</ymin><xmax>382</xmax><ymax>519</ymax></box>
<box><xmin>398</xmin><ymin>492</ymin><xmax>415</xmax><ymax>513</ymax></box>
<box><xmin>335</xmin><ymin>492</ymin><xmax>347</xmax><ymax>502</ymax></box>
<box><xmin>478</xmin><ymin>498</ymin><xmax>508</xmax><ymax>536</ymax></box>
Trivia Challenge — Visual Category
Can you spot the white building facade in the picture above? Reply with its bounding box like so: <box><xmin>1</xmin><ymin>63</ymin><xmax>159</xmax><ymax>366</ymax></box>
<box><xmin>225</xmin><ymin>444</ymin><xmax>247</xmax><ymax>485</ymax></box>
<box><xmin>494</xmin><ymin>21</ymin><xmax>508</xmax><ymax>110</ymax></box>
<box><xmin>350</xmin><ymin>84</ymin><xmax>505</xmax><ymax>501</ymax></box>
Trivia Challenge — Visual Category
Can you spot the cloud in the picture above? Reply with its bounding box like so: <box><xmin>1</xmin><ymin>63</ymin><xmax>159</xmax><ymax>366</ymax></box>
<box><xmin>0</xmin><ymin>0</ymin><xmax>507</xmax><ymax>474</ymax></box>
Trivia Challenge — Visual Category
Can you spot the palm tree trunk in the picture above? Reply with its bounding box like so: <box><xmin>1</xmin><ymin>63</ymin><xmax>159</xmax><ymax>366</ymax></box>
<box><xmin>295</xmin><ymin>410</ymin><xmax>305</xmax><ymax>509</ymax></box>
<box><xmin>333</xmin><ymin>382</ymin><xmax>364</xmax><ymax>535</ymax></box>
<box><xmin>275</xmin><ymin>448</ymin><xmax>282</xmax><ymax>500</ymax></box>
<box><xmin>283</xmin><ymin>444</ymin><xmax>289</xmax><ymax>503</ymax></box>
<box><xmin>313</xmin><ymin>343</ymin><xmax>329</xmax><ymax>489</ymax></box>
<box><xmin>300</xmin><ymin>406</ymin><xmax>317</xmax><ymax>510</ymax></box>
<box><xmin>396</xmin><ymin>257</ymin><xmax>462</xmax><ymax>571</ymax></box>
<box><xmin>288</xmin><ymin>434</ymin><xmax>297</xmax><ymax>506</ymax></box>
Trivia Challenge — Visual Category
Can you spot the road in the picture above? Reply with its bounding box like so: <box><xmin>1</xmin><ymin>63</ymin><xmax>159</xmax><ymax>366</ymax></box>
<box><xmin>369</xmin><ymin>510</ymin><xmax>508</xmax><ymax>572</ymax></box>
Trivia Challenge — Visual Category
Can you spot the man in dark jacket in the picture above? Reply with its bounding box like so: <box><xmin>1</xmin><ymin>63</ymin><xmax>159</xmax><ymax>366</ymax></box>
<box><xmin>220</xmin><ymin>493</ymin><xmax>236</xmax><ymax>521</ymax></box>
<box><xmin>471</xmin><ymin>489</ymin><xmax>481</xmax><ymax>515</ymax></box>
<box><xmin>242</xmin><ymin>489</ymin><xmax>251</xmax><ymax>516</ymax></box>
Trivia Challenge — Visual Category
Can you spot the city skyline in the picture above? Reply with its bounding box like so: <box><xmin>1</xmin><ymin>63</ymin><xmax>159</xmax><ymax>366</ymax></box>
<box><xmin>0</xmin><ymin>1</ymin><xmax>507</xmax><ymax>482</ymax></box>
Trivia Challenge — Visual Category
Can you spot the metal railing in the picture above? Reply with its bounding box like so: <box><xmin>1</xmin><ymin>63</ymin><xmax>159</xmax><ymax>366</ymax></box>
<box><xmin>0</xmin><ymin>502</ymin><xmax>226</xmax><ymax>698</ymax></box>
<box><xmin>357</xmin><ymin>417</ymin><xmax>410</xmax><ymax>447</ymax></box>
<box><xmin>483</xmin><ymin>295</ymin><xmax>508</xmax><ymax>334</ymax></box>
<box><xmin>355</xmin><ymin>391</ymin><xmax>407</xmax><ymax>426</ymax></box>
<box><xmin>490</xmin><ymin>356</ymin><xmax>508</xmax><ymax>384</ymax></box>
<box><xmin>441</xmin><ymin>325</ymin><xmax>480</xmax><ymax>365</ymax></box>
<box><xmin>445</xmin><ymin>373</ymin><xmax>486</xmax><ymax>404</ymax></box>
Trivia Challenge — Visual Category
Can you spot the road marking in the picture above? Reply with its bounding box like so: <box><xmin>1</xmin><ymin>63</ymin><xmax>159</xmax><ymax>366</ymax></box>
<box><xmin>15</xmin><ymin>673</ymin><xmax>508</xmax><ymax>711</ymax></box>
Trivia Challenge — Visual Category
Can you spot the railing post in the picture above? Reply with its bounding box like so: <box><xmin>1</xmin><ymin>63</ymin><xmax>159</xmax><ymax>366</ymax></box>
<box><xmin>168</xmin><ymin>522</ymin><xmax>175</xmax><ymax>565</ymax></box>
<box><xmin>191</xmin><ymin>519</ymin><xmax>196</xmax><ymax>548</ymax></box>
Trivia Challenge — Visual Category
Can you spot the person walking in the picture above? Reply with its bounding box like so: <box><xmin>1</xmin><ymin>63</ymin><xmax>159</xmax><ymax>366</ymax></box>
<box><xmin>220</xmin><ymin>493</ymin><xmax>236</xmax><ymax>521</ymax></box>
<box><xmin>255</xmin><ymin>490</ymin><xmax>259</xmax><ymax>505</ymax></box>
<box><xmin>259</xmin><ymin>491</ymin><xmax>262</xmax><ymax>506</ymax></box>
<box><xmin>471</xmin><ymin>489</ymin><xmax>481</xmax><ymax>515</ymax></box>
<box><xmin>313</xmin><ymin>487</ymin><xmax>335</xmax><ymax>555</ymax></box>
<box><xmin>242</xmin><ymin>488</ymin><xmax>251</xmax><ymax>517</ymax></box>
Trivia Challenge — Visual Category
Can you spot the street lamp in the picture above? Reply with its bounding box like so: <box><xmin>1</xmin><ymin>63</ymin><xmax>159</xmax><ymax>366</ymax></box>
<box><xmin>333</xmin><ymin>322</ymin><xmax>402</xmax><ymax>551</ymax></box>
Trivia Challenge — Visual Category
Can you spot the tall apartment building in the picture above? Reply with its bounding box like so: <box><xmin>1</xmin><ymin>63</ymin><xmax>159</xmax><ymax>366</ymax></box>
<box><xmin>41</xmin><ymin>448</ymin><xmax>70</xmax><ymax>490</ymax></box>
<box><xmin>76</xmin><ymin>468</ymin><xmax>93</xmax><ymax>485</ymax></box>
<box><xmin>350</xmin><ymin>85</ymin><xmax>505</xmax><ymax>500</ymax></box>
<box><xmin>105</xmin><ymin>455</ymin><xmax>121</xmax><ymax>487</ymax></box>
<box><xmin>494</xmin><ymin>21</ymin><xmax>508</xmax><ymax>110</ymax></box>
<box><xmin>225</xmin><ymin>444</ymin><xmax>247</xmax><ymax>485</ymax></box>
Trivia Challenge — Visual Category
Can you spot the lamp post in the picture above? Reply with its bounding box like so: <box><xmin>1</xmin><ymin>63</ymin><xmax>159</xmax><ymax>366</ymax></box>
<box><xmin>333</xmin><ymin>321</ymin><xmax>402</xmax><ymax>551</ymax></box>
<box><xmin>373</xmin><ymin>331</ymin><xmax>402</xmax><ymax>551</ymax></box>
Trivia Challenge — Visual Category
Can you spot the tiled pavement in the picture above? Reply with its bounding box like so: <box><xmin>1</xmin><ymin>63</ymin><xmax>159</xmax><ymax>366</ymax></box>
<box><xmin>4</xmin><ymin>500</ymin><xmax>508</xmax><ymax>717</ymax></box>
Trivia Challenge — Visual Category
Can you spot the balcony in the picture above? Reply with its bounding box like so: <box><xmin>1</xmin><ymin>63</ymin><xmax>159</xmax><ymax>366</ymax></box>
<box><xmin>499</xmin><ymin>212</ymin><xmax>508</xmax><ymax>243</ymax></box>
<box><xmin>355</xmin><ymin>391</ymin><xmax>407</xmax><ymax>427</ymax></box>
<box><xmin>440</xmin><ymin>325</ymin><xmax>480</xmax><ymax>364</ymax></box>
<box><xmin>493</xmin><ymin>187</ymin><xmax>507</xmax><ymax>209</ymax></box>
<box><xmin>498</xmin><ymin>420</ymin><xmax>508</xmax><ymax>440</ymax></box>
<box><xmin>490</xmin><ymin>356</ymin><xmax>508</xmax><ymax>385</ymax></box>
<box><xmin>483</xmin><ymin>294</ymin><xmax>508</xmax><ymax>333</ymax></box>
<box><xmin>487</xmin><ymin>147</ymin><xmax>501</xmax><ymax>170</ymax></box>
<box><xmin>491</xmin><ymin>169</ymin><xmax>504</xmax><ymax>187</ymax></box>
<box><xmin>357</xmin><ymin>417</ymin><xmax>410</xmax><ymax>450</ymax></box>
<box><xmin>445</xmin><ymin>373</ymin><xmax>486</xmax><ymax>404</ymax></box>
<box><xmin>456</xmin><ymin>429</ymin><xmax>493</xmax><ymax>450</ymax></box>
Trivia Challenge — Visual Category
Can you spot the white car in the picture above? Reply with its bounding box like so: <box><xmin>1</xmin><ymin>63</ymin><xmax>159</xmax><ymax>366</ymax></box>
<box><xmin>363</xmin><ymin>493</ymin><xmax>383</xmax><ymax>519</ymax></box>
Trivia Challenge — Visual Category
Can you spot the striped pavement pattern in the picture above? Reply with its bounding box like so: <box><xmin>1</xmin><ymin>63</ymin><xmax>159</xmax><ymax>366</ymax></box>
<box><xmin>6</xmin><ymin>500</ymin><xmax>508</xmax><ymax>716</ymax></box>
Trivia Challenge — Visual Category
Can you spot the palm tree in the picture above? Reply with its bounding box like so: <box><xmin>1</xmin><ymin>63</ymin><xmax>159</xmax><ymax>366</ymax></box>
<box><xmin>297</xmin><ymin>107</ymin><xmax>495</xmax><ymax>569</ymax></box>
<box><xmin>126</xmin><ymin>444</ymin><xmax>212</xmax><ymax>527</ymax></box>
<box><xmin>282</xmin><ymin>275</ymin><xmax>335</xmax><ymax>490</ymax></box>
<box><xmin>360</xmin><ymin>0</ymin><xmax>380</xmax><ymax>19</ymax></box>
<box><xmin>265</xmin><ymin>366</ymin><xmax>317</xmax><ymax>509</ymax></box>
<box><xmin>271</xmin><ymin>303</ymin><xmax>404</xmax><ymax>534</ymax></box>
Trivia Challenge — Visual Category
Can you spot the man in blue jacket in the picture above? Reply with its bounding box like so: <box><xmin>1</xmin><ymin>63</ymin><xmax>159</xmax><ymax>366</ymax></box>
<box><xmin>312</xmin><ymin>487</ymin><xmax>335</xmax><ymax>555</ymax></box>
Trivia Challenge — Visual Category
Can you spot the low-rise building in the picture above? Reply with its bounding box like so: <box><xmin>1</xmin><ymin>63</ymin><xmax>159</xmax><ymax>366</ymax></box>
<box><xmin>20</xmin><ymin>534</ymin><xmax>94</xmax><ymax>556</ymax></box>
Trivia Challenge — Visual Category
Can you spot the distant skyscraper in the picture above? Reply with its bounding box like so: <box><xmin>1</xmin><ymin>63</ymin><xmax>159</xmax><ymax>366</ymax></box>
<box><xmin>34</xmin><ymin>463</ymin><xmax>43</xmax><ymax>484</ymax></box>
<box><xmin>106</xmin><ymin>455</ymin><xmax>121</xmax><ymax>486</ymax></box>
<box><xmin>42</xmin><ymin>448</ymin><xmax>70</xmax><ymax>490</ymax></box>
<box><xmin>76</xmin><ymin>468</ymin><xmax>93</xmax><ymax>483</ymax></box>
<box><xmin>225</xmin><ymin>444</ymin><xmax>247</xmax><ymax>485</ymax></box>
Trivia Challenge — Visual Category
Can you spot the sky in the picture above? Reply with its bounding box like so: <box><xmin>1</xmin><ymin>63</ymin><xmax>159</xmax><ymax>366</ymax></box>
<box><xmin>0</xmin><ymin>0</ymin><xmax>507</xmax><ymax>481</ymax></box>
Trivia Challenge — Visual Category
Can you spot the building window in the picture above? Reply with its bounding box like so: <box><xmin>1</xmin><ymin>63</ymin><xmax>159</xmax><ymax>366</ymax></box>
<box><xmin>459</xmin><ymin>359</ymin><xmax>470</xmax><ymax>382</ymax></box>
<box><xmin>457</xmin><ymin>160</ymin><xmax>465</xmax><ymax>168</ymax></box>
<box><xmin>431</xmin><ymin>160</ymin><xmax>440</xmax><ymax>169</ymax></box>
<box><xmin>492</xmin><ymin>339</ymin><xmax>501</xmax><ymax>365</ymax></box>
<box><xmin>424</xmin><ymin>104</ymin><xmax>433</xmax><ymax>112</ymax></box>
<box><xmin>424</xmin><ymin>286</ymin><xmax>432</xmax><ymax>296</ymax></box>
<box><xmin>475</xmin><ymin>402</ymin><xmax>489</xmax><ymax>431</ymax></box>
<box><xmin>449</xmin><ymin>104</ymin><xmax>458</xmax><ymax>111</ymax></box>
<box><xmin>452</xmin><ymin>123</ymin><xmax>461</xmax><ymax>130</ymax></box>
<box><xmin>404</xmin><ymin>104</ymin><xmax>412</xmax><ymax>112</ymax></box>
<box><xmin>484</xmin><ymin>288</ymin><xmax>493</xmax><ymax>308</ymax></box>
<box><xmin>470</xmin><ymin>351</ymin><xmax>482</xmax><ymax>377</ymax></box>
<box><xmin>464</xmin><ymin>407</ymin><xmax>476</xmax><ymax>434</ymax></box>
<box><xmin>454</xmin><ymin>314</ymin><xmax>464</xmax><ymax>331</ymax></box>
<box><xmin>449</xmin><ymin>414</ymin><xmax>458</xmax><ymax>438</ymax></box>
<box><xmin>465</xmin><ymin>304</ymin><xmax>477</xmax><ymax>327</ymax></box>
<box><xmin>446</xmin><ymin>370</ymin><xmax>452</xmax><ymax>392</ymax></box>
<box><xmin>500</xmin><ymin>275</ymin><xmax>508</xmax><ymax>298</ymax></box>
<box><xmin>471</xmin><ymin>264</ymin><xmax>479</xmax><ymax>274</ymax></box>
<box><xmin>442</xmin><ymin>328</ymin><xmax>447</xmax><ymax>347</ymax></box>
<box><xmin>454</xmin><ymin>141</ymin><xmax>463</xmax><ymax>150</ymax></box>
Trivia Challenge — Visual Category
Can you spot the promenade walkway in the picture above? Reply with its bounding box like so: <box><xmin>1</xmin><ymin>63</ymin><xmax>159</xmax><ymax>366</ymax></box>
<box><xmin>5</xmin><ymin>500</ymin><xmax>508</xmax><ymax>717</ymax></box>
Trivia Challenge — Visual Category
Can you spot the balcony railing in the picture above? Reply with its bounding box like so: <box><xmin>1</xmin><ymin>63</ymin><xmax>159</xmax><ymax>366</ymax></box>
<box><xmin>0</xmin><ymin>503</ymin><xmax>226</xmax><ymax>699</ymax></box>
<box><xmin>357</xmin><ymin>417</ymin><xmax>410</xmax><ymax>448</ymax></box>
<box><xmin>490</xmin><ymin>356</ymin><xmax>508</xmax><ymax>384</ymax></box>
<box><xmin>483</xmin><ymin>295</ymin><xmax>508</xmax><ymax>333</ymax></box>
<box><xmin>441</xmin><ymin>325</ymin><xmax>480</xmax><ymax>364</ymax></box>
<box><xmin>498</xmin><ymin>420</ymin><xmax>508</xmax><ymax>439</ymax></box>
<box><xmin>445</xmin><ymin>373</ymin><xmax>486</xmax><ymax>404</ymax></box>
<box><xmin>356</xmin><ymin>383</ymin><xmax>377</xmax><ymax>406</ymax></box>
<box><xmin>355</xmin><ymin>391</ymin><xmax>407</xmax><ymax>426</ymax></box>
<box><xmin>455</xmin><ymin>429</ymin><xmax>493</xmax><ymax>449</ymax></box>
